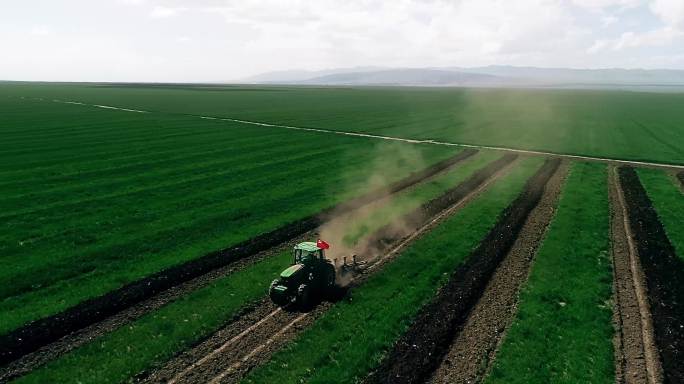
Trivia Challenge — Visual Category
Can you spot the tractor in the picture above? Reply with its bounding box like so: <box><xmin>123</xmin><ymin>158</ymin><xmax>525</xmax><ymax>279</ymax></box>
<box><xmin>269</xmin><ymin>240</ymin><xmax>336</xmax><ymax>308</ymax></box>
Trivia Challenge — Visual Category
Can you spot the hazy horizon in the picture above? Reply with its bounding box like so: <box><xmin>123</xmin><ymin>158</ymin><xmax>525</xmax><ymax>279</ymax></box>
<box><xmin>3</xmin><ymin>0</ymin><xmax>684</xmax><ymax>82</ymax></box>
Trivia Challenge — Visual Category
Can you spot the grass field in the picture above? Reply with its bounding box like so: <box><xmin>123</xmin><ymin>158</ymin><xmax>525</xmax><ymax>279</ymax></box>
<box><xmin>0</xmin><ymin>96</ymin><xmax>457</xmax><ymax>335</ymax></box>
<box><xmin>3</xmin><ymin>83</ymin><xmax>684</xmax><ymax>164</ymax></box>
<box><xmin>636</xmin><ymin>168</ymin><xmax>684</xmax><ymax>259</ymax></box>
<box><xmin>243</xmin><ymin>158</ymin><xmax>543</xmax><ymax>384</ymax></box>
<box><xmin>10</xmin><ymin>150</ymin><xmax>505</xmax><ymax>384</ymax></box>
<box><xmin>2</xmin><ymin>83</ymin><xmax>683</xmax><ymax>383</ymax></box>
<box><xmin>485</xmin><ymin>162</ymin><xmax>614</xmax><ymax>383</ymax></box>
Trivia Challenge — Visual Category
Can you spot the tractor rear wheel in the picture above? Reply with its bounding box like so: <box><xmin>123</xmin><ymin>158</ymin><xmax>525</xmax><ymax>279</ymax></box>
<box><xmin>325</xmin><ymin>266</ymin><xmax>335</xmax><ymax>295</ymax></box>
<box><xmin>297</xmin><ymin>284</ymin><xmax>310</xmax><ymax>308</ymax></box>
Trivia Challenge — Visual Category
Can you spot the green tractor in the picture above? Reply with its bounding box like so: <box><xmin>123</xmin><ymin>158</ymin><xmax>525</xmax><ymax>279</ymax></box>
<box><xmin>269</xmin><ymin>241</ymin><xmax>336</xmax><ymax>308</ymax></box>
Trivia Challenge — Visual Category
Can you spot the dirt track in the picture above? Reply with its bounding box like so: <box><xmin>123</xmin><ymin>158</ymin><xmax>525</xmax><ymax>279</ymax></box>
<box><xmin>0</xmin><ymin>150</ymin><xmax>478</xmax><ymax>378</ymax></box>
<box><xmin>610</xmin><ymin>166</ymin><xmax>662</xmax><ymax>384</ymax></box>
<box><xmin>138</xmin><ymin>156</ymin><xmax>519</xmax><ymax>384</ymax></box>
<box><xmin>428</xmin><ymin>160</ymin><xmax>568</xmax><ymax>384</ymax></box>
<box><xmin>365</xmin><ymin>158</ymin><xmax>560</xmax><ymax>384</ymax></box>
<box><xmin>619</xmin><ymin>167</ymin><xmax>684</xmax><ymax>384</ymax></box>
<box><xmin>144</xmin><ymin>300</ymin><xmax>327</xmax><ymax>384</ymax></box>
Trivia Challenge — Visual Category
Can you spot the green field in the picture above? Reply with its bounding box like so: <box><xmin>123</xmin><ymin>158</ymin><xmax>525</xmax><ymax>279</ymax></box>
<box><xmin>0</xmin><ymin>96</ymin><xmax>457</xmax><ymax>334</ymax></box>
<box><xmin>486</xmin><ymin>162</ymin><xmax>614</xmax><ymax>383</ymax></box>
<box><xmin>244</xmin><ymin>158</ymin><xmax>543</xmax><ymax>384</ymax></box>
<box><xmin>3</xmin><ymin>83</ymin><xmax>684</xmax><ymax>164</ymax></box>
<box><xmin>2</xmin><ymin>83</ymin><xmax>683</xmax><ymax>383</ymax></box>
<box><xmin>12</xmin><ymin>151</ymin><xmax>507</xmax><ymax>384</ymax></box>
<box><xmin>637</xmin><ymin>168</ymin><xmax>684</xmax><ymax>259</ymax></box>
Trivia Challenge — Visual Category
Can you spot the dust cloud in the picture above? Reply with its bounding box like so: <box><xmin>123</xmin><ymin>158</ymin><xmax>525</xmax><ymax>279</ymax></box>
<box><xmin>318</xmin><ymin>142</ymin><xmax>431</xmax><ymax>279</ymax></box>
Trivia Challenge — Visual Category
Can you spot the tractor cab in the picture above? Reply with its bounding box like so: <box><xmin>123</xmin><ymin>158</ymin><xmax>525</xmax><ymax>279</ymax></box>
<box><xmin>293</xmin><ymin>242</ymin><xmax>325</xmax><ymax>264</ymax></box>
<box><xmin>269</xmin><ymin>240</ymin><xmax>336</xmax><ymax>308</ymax></box>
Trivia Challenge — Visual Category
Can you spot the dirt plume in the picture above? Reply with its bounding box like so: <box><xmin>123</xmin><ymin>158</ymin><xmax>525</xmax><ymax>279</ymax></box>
<box><xmin>319</xmin><ymin>142</ymin><xmax>432</xmax><ymax>267</ymax></box>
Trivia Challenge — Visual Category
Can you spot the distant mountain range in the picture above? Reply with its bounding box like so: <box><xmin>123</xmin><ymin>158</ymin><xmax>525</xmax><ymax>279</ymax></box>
<box><xmin>239</xmin><ymin>65</ymin><xmax>684</xmax><ymax>89</ymax></box>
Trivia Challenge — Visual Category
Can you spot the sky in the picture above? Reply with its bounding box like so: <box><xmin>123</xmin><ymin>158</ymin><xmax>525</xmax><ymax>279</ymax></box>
<box><xmin>2</xmin><ymin>0</ymin><xmax>684</xmax><ymax>82</ymax></box>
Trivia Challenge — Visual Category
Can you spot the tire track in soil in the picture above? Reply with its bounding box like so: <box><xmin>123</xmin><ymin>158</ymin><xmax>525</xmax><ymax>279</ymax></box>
<box><xmin>364</xmin><ymin>158</ymin><xmax>561</xmax><ymax>384</ymax></box>
<box><xmin>618</xmin><ymin>167</ymin><xmax>684</xmax><ymax>384</ymax></box>
<box><xmin>0</xmin><ymin>150</ymin><xmax>478</xmax><ymax>380</ymax></box>
<box><xmin>610</xmin><ymin>166</ymin><xmax>662</xmax><ymax>384</ymax></box>
<box><xmin>428</xmin><ymin>160</ymin><xmax>569</xmax><ymax>384</ymax></box>
<box><xmin>139</xmin><ymin>156</ymin><xmax>520</xmax><ymax>384</ymax></box>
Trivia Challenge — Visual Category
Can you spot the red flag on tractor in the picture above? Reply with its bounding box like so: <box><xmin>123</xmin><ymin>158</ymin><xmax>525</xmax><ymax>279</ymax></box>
<box><xmin>316</xmin><ymin>239</ymin><xmax>330</xmax><ymax>249</ymax></box>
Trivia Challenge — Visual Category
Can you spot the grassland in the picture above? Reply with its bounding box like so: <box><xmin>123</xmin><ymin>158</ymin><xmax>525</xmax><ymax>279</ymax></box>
<box><xmin>0</xmin><ymin>96</ymin><xmax>457</xmax><ymax>335</ymax></box>
<box><xmin>636</xmin><ymin>168</ymin><xmax>684</xmax><ymax>259</ymax></box>
<box><xmin>242</xmin><ymin>158</ymin><xmax>544</xmax><ymax>384</ymax></box>
<box><xmin>3</xmin><ymin>83</ymin><xmax>684</xmax><ymax>164</ymax></box>
<box><xmin>485</xmin><ymin>162</ymin><xmax>614</xmax><ymax>384</ymax></box>
<box><xmin>10</xmin><ymin>150</ymin><xmax>504</xmax><ymax>384</ymax></box>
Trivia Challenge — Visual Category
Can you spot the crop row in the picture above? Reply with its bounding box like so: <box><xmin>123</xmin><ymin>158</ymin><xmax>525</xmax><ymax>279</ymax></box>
<box><xmin>486</xmin><ymin>162</ymin><xmax>614</xmax><ymax>383</ymax></box>
<box><xmin>243</xmin><ymin>157</ymin><xmax>544</xmax><ymax>383</ymax></box>
<box><xmin>0</xmin><ymin>97</ymin><xmax>458</xmax><ymax>336</ymax></box>
<box><xmin>9</xmin><ymin>149</ymin><xmax>506</xmax><ymax>383</ymax></box>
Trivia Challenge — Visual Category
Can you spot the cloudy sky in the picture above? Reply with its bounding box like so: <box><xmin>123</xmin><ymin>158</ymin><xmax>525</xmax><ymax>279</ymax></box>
<box><xmin>2</xmin><ymin>0</ymin><xmax>684</xmax><ymax>82</ymax></box>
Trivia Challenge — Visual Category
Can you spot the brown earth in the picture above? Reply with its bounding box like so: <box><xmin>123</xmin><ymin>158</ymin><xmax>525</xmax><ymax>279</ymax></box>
<box><xmin>610</xmin><ymin>166</ymin><xmax>662</xmax><ymax>384</ymax></box>
<box><xmin>142</xmin><ymin>300</ymin><xmax>330</xmax><ymax>384</ymax></box>
<box><xmin>428</xmin><ymin>160</ymin><xmax>568</xmax><ymax>384</ymax></box>
<box><xmin>138</xmin><ymin>155</ymin><xmax>519</xmax><ymax>384</ymax></box>
<box><xmin>619</xmin><ymin>167</ymin><xmax>684</xmax><ymax>384</ymax></box>
<box><xmin>365</xmin><ymin>158</ymin><xmax>560</xmax><ymax>384</ymax></box>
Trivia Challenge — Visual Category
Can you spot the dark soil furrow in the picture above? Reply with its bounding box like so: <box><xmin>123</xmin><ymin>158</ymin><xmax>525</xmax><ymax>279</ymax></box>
<box><xmin>139</xmin><ymin>155</ymin><xmax>518</xmax><ymax>384</ymax></box>
<box><xmin>365</xmin><ymin>158</ymin><xmax>561</xmax><ymax>384</ymax></box>
<box><xmin>428</xmin><ymin>160</ymin><xmax>568</xmax><ymax>384</ymax></box>
<box><xmin>0</xmin><ymin>150</ymin><xmax>478</xmax><ymax>369</ymax></box>
<box><xmin>618</xmin><ymin>166</ymin><xmax>684</xmax><ymax>384</ymax></box>
<box><xmin>610</xmin><ymin>166</ymin><xmax>662</xmax><ymax>384</ymax></box>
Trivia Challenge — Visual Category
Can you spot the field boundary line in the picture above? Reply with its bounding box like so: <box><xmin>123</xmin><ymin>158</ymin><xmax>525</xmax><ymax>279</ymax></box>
<box><xmin>37</xmin><ymin>97</ymin><xmax>684</xmax><ymax>171</ymax></box>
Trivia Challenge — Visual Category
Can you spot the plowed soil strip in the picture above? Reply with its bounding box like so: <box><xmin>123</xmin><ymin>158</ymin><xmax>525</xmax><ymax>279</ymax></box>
<box><xmin>141</xmin><ymin>156</ymin><xmax>519</xmax><ymax>384</ymax></box>
<box><xmin>366</xmin><ymin>158</ymin><xmax>560</xmax><ymax>384</ymax></box>
<box><xmin>610</xmin><ymin>166</ymin><xmax>662</xmax><ymax>384</ymax></box>
<box><xmin>618</xmin><ymin>167</ymin><xmax>684</xmax><ymax>383</ymax></box>
<box><xmin>0</xmin><ymin>150</ymin><xmax>477</xmax><ymax>377</ymax></box>
<box><xmin>428</xmin><ymin>160</ymin><xmax>568</xmax><ymax>384</ymax></box>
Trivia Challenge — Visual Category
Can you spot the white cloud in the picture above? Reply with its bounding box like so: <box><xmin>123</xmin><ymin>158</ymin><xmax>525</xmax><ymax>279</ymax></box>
<box><xmin>149</xmin><ymin>6</ymin><xmax>185</xmax><ymax>19</ymax></box>
<box><xmin>588</xmin><ymin>26</ymin><xmax>683</xmax><ymax>52</ymax></box>
<box><xmin>650</xmin><ymin>0</ymin><xmax>684</xmax><ymax>28</ymax></box>
<box><xmin>571</xmin><ymin>0</ymin><xmax>643</xmax><ymax>10</ymax></box>
<box><xmin>602</xmin><ymin>15</ymin><xmax>619</xmax><ymax>26</ymax></box>
<box><xmin>30</xmin><ymin>26</ymin><xmax>52</xmax><ymax>36</ymax></box>
<box><xmin>3</xmin><ymin>0</ymin><xmax>684</xmax><ymax>81</ymax></box>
